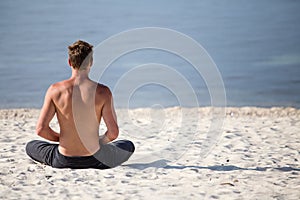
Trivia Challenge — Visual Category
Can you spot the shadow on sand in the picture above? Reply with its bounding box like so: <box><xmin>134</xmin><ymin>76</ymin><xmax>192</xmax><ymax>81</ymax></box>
<box><xmin>124</xmin><ymin>159</ymin><xmax>300</xmax><ymax>172</ymax></box>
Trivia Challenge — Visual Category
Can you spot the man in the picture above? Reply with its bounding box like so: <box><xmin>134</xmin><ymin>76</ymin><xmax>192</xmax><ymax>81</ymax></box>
<box><xmin>26</xmin><ymin>40</ymin><xmax>135</xmax><ymax>169</ymax></box>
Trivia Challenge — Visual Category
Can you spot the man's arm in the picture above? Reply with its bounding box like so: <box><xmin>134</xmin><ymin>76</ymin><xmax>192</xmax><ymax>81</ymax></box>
<box><xmin>36</xmin><ymin>85</ymin><xmax>60</xmax><ymax>142</ymax></box>
<box><xmin>99</xmin><ymin>87</ymin><xmax>119</xmax><ymax>144</ymax></box>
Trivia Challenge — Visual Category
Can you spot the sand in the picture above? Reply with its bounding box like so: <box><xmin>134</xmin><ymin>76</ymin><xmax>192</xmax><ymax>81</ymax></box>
<box><xmin>0</xmin><ymin>107</ymin><xmax>299</xmax><ymax>199</ymax></box>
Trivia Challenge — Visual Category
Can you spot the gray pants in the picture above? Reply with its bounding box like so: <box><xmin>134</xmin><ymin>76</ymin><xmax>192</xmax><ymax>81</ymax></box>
<box><xmin>26</xmin><ymin>140</ymin><xmax>135</xmax><ymax>169</ymax></box>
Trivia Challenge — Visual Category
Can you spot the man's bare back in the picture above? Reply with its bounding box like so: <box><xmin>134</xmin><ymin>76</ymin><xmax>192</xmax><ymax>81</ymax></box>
<box><xmin>40</xmin><ymin>75</ymin><xmax>117</xmax><ymax>156</ymax></box>
<box><xmin>26</xmin><ymin>40</ymin><xmax>134</xmax><ymax>169</ymax></box>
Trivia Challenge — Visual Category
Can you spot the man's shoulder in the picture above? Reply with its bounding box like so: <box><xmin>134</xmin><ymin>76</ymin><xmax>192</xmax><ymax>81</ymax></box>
<box><xmin>47</xmin><ymin>80</ymin><xmax>72</xmax><ymax>95</ymax></box>
<box><xmin>96</xmin><ymin>83</ymin><xmax>112</xmax><ymax>96</ymax></box>
<box><xmin>51</xmin><ymin>80</ymin><xmax>72</xmax><ymax>89</ymax></box>
<box><xmin>96</xmin><ymin>83</ymin><xmax>109</xmax><ymax>89</ymax></box>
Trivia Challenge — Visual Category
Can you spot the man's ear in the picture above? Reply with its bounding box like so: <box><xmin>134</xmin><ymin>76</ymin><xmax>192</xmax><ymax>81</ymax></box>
<box><xmin>68</xmin><ymin>58</ymin><xmax>72</xmax><ymax>67</ymax></box>
<box><xmin>90</xmin><ymin>57</ymin><xmax>93</xmax><ymax>67</ymax></box>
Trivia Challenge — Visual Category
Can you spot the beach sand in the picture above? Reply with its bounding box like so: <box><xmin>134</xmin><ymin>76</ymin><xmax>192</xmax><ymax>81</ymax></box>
<box><xmin>0</xmin><ymin>107</ymin><xmax>299</xmax><ymax>199</ymax></box>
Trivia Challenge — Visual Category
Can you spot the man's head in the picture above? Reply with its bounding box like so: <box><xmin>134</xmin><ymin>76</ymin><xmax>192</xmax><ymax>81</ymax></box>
<box><xmin>68</xmin><ymin>40</ymin><xmax>93</xmax><ymax>70</ymax></box>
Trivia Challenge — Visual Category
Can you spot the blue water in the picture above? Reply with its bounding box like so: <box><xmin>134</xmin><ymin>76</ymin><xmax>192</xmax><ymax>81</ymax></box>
<box><xmin>0</xmin><ymin>0</ymin><xmax>300</xmax><ymax>108</ymax></box>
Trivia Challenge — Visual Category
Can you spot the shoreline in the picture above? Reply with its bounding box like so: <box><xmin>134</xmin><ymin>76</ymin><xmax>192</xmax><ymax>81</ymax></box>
<box><xmin>1</xmin><ymin>106</ymin><xmax>300</xmax><ymax>119</ymax></box>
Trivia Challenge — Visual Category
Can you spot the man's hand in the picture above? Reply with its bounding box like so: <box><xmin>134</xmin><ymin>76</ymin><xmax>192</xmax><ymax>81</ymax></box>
<box><xmin>99</xmin><ymin>133</ymin><xmax>111</xmax><ymax>145</ymax></box>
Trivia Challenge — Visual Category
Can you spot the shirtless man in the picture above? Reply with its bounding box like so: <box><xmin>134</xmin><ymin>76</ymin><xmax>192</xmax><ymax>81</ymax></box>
<box><xmin>26</xmin><ymin>40</ymin><xmax>135</xmax><ymax>169</ymax></box>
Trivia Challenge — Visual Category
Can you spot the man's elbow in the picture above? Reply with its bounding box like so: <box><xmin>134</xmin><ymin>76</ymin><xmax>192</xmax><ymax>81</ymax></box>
<box><xmin>108</xmin><ymin>127</ymin><xmax>119</xmax><ymax>141</ymax></box>
<box><xmin>36</xmin><ymin>125</ymin><xmax>46</xmax><ymax>136</ymax></box>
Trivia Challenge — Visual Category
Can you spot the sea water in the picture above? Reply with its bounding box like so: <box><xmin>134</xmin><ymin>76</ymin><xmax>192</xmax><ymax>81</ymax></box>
<box><xmin>0</xmin><ymin>0</ymin><xmax>299</xmax><ymax>108</ymax></box>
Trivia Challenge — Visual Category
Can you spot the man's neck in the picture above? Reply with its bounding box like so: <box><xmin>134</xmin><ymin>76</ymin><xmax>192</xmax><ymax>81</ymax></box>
<box><xmin>71</xmin><ymin>68</ymin><xmax>90</xmax><ymax>81</ymax></box>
